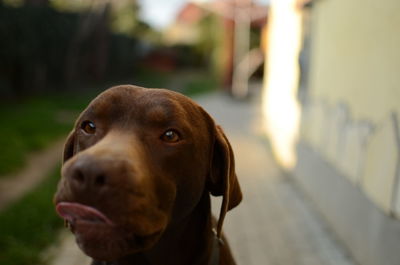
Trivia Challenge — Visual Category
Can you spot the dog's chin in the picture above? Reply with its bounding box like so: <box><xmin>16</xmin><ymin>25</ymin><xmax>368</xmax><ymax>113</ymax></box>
<box><xmin>55</xmin><ymin>202</ymin><xmax>164</xmax><ymax>261</ymax></box>
<box><xmin>72</xmin><ymin>220</ymin><xmax>163</xmax><ymax>261</ymax></box>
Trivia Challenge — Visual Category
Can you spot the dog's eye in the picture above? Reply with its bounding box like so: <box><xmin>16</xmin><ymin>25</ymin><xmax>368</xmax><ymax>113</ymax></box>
<box><xmin>161</xmin><ymin>130</ymin><xmax>180</xmax><ymax>143</ymax></box>
<box><xmin>81</xmin><ymin>120</ymin><xmax>96</xmax><ymax>134</ymax></box>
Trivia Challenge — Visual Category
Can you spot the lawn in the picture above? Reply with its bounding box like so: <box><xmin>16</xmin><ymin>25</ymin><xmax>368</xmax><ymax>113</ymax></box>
<box><xmin>0</xmin><ymin>92</ymin><xmax>96</xmax><ymax>176</ymax></box>
<box><xmin>0</xmin><ymin>167</ymin><xmax>63</xmax><ymax>265</ymax></box>
<box><xmin>180</xmin><ymin>76</ymin><xmax>218</xmax><ymax>96</ymax></box>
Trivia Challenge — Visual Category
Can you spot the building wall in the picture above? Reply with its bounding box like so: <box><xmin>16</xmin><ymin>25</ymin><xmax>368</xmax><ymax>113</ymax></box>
<box><xmin>262</xmin><ymin>0</ymin><xmax>400</xmax><ymax>264</ymax></box>
<box><xmin>302</xmin><ymin>0</ymin><xmax>400</xmax><ymax>216</ymax></box>
<box><xmin>309</xmin><ymin>0</ymin><xmax>400</xmax><ymax>122</ymax></box>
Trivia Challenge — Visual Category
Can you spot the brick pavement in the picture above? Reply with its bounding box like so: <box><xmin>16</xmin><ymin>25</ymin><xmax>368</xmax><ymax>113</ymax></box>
<box><xmin>47</xmin><ymin>91</ymin><xmax>357</xmax><ymax>265</ymax></box>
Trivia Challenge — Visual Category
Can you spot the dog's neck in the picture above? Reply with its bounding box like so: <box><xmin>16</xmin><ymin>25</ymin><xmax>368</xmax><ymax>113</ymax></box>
<box><xmin>94</xmin><ymin>192</ymin><xmax>214</xmax><ymax>265</ymax></box>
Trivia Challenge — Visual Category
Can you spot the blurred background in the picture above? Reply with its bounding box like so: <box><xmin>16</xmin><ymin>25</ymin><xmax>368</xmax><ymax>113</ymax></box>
<box><xmin>1</xmin><ymin>0</ymin><xmax>400</xmax><ymax>265</ymax></box>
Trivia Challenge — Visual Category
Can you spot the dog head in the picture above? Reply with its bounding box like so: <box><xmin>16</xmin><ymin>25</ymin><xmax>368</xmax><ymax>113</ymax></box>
<box><xmin>54</xmin><ymin>85</ymin><xmax>242</xmax><ymax>261</ymax></box>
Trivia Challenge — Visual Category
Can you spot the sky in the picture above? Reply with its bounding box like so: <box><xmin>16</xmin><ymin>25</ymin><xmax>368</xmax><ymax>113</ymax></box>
<box><xmin>137</xmin><ymin>0</ymin><xmax>270</xmax><ymax>30</ymax></box>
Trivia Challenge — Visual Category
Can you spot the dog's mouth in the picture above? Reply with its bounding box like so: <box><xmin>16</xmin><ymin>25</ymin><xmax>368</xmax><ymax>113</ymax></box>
<box><xmin>55</xmin><ymin>201</ymin><xmax>164</xmax><ymax>260</ymax></box>
<box><xmin>56</xmin><ymin>202</ymin><xmax>133</xmax><ymax>260</ymax></box>
<box><xmin>56</xmin><ymin>202</ymin><xmax>114</xmax><ymax>227</ymax></box>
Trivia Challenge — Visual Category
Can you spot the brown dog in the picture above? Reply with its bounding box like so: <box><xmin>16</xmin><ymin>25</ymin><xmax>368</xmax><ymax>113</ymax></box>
<box><xmin>54</xmin><ymin>85</ymin><xmax>242</xmax><ymax>265</ymax></box>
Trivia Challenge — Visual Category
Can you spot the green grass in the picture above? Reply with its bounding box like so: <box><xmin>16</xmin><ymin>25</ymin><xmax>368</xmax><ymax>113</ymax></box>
<box><xmin>130</xmin><ymin>68</ymin><xmax>218</xmax><ymax>96</ymax></box>
<box><xmin>181</xmin><ymin>75</ymin><xmax>218</xmax><ymax>97</ymax></box>
<box><xmin>132</xmin><ymin>67</ymin><xmax>172</xmax><ymax>89</ymax></box>
<box><xmin>0</xmin><ymin>93</ymin><xmax>95</xmax><ymax>176</ymax></box>
<box><xmin>0</xmin><ymin>167</ymin><xmax>63</xmax><ymax>265</ymax></box>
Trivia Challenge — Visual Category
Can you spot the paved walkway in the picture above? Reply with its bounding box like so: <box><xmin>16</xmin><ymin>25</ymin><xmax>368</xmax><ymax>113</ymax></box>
<box><xmin>198</xmin><ymin>93</ymin><xmax>357</xmax><ymax>265</ymax></box>
<box><xmin>47</xmin><ymin>91</ymin><xmax>357</xmax><ymax>265</ymax></box>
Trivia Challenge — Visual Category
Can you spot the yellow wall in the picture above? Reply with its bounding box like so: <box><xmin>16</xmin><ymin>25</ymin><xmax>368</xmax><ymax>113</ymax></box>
<box><xmin>309</xmin><ymin>0</ymin><xmax>400</xmax><ymax>123</ymax></box>
<box><xmin>262</xmin><ymin>0</ymin><xmax>400</xmax><ymax>214</ymax></box>
<box><xmin>303</xmin><ymin>0</ymin><xmax>400</xmax><ymax>214</ymax></box>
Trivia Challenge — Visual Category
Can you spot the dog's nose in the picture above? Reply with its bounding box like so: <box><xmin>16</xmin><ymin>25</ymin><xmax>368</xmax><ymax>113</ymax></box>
<box><xmin>66</xmin><ymin>156</ymin><xmax>108</xmax><ymax>191</ymax></box>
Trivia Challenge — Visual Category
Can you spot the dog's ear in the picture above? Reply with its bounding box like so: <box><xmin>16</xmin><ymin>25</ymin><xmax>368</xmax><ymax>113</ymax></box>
<box><xmin>63</xmin><ymin>130</ymin><xmax>76</xmax><ymax>164</ymax></box>
<box><xmin>208</xmin><ymin>125</ymin><xmax>242</xmax><ymax>237</ymax></box>
<box><xmin>208</xmin><ymin>125</ymin><xmax>242</xmax><ymax>209</ymax></box>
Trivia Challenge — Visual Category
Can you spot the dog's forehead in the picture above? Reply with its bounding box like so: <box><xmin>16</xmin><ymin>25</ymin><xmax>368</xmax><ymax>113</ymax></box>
<box><xmin>84</xmin><ymin>85</ymin><xmax>201</xmax><ymax>124</ymax></box>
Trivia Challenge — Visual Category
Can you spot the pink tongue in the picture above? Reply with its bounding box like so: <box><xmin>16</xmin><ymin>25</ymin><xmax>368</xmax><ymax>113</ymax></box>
<box><xmin>56</xmin><ymin>202</ymin><xmax>114</xmax><ymax>225</ymax></box>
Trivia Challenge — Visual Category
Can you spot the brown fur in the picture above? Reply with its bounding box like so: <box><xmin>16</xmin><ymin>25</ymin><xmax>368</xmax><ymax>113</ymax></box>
<box><xmin>54</xmin><ymin>85</ymin><xmax>242</xmax><ymax>265</ymax></box>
